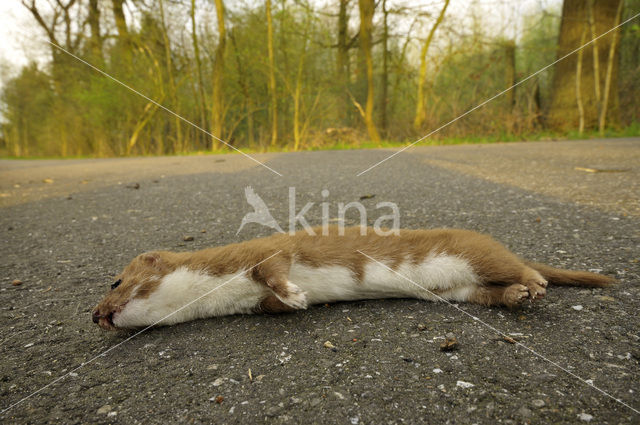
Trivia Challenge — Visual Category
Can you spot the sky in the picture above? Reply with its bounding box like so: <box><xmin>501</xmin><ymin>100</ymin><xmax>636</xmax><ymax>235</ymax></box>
<box><xmin>1</xmin><ymin>2</ymin><xmax>36</xmax><ymax>69</ymax></box>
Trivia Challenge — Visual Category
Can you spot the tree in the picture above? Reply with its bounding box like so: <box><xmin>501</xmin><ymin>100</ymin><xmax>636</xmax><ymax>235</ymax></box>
<box><xmin>548</xmin><ymin>0</ymin><xmax>623</xmax><ymax>131</ymax></box>
<box><xmin>211</xmin><ymin>0</ymin><xmax>227</xmax><ymax>146</ymax></box>
<box><xmin>414</xmin><ymin>0</ymin><xmax>449</xmax><ymax>131</ymax></box>
<box><xmin>357</xmin><ymin>0</ymin><xmax>380</xmax><ymax>143</ymax></box>
<box><xmin>111</xmin><ymin>0</ymin><xmax>129</xmax><ymax>41</ymax></box>
<box><xmin>336</xmin><ymin>0</ymin><xmax>351</xmax><ymax>125</ymax></box>
<box><xmin>267</xmin><ymin>0</ymin><xmax>278</xmax><ymax>146</ymax></box>
<box><xmin>190</xmin><ymin>0</ymin><xmax>208</xmax><ymax>147</ymax></box>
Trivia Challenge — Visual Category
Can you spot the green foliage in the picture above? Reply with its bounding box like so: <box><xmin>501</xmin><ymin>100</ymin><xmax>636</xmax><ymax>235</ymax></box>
<box><xmin>0</xmin><ymin>0</ymin><xmax>638</xmax><ymax>158</ymax></box>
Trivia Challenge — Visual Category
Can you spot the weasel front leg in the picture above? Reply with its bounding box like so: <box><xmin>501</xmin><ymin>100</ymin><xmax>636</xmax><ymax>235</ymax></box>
<box><xmin>251</xmin><ymin>257</ymin><xmax>308</xmax><ymax>311</ymax></box>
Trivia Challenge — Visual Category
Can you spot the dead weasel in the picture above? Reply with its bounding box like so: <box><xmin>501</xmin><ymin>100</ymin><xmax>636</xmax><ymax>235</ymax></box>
<box><xmin>92</xmin><ymin>226</ymin><xmax>615</xmax><ymax>330</ymax></box>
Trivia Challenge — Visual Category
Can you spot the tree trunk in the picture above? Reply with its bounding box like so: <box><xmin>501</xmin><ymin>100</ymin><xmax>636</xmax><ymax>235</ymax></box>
<box><xmin>211</xmin><ymin>0</ymin><xmax>226</xmax><ymax>146</ymax></box>
<box><xmin>599</xmin><ymin>0</ymin><xmax>624</xmax><ymax>135</ymax></box>
<box><xmin>158</xmin><ymin>0</ymin><xmax>183</xmax><ymax>152</ymax></box>
<box><xmin>230</xmin><ymin>31</ymin><xmax>254</xmax><ymax>146</ymax></box>
<box><xmin>190</xmin><ymin>0</ymin><xmax>208</xmax><ymax>147</ymax></box>
<box><xmin>336</xmin><ymin>0</ymin><xmax>350</xmax><ymax>126</ymax></box>
<box><xmin>111</xmin><ymin>0</ymin><xmax>129</xmax><ymax>41</ymax></box>
<box><xmin>267</xmin><ymin>0</ymin><xmax>278</xmax><ymax>147</ymax></box>
<box><xmin>88</xmin><ymin>0</ymin><xmax>102</xmax><ymax>61</ymax></box>
<box><xmin>576</xmin><ymin>27</ymin><xmax>586</xmax><ymax>134</ymax></box>
<box><xmin>548</xmin><ymin>0</ymin><xmax>622</xmax><ymax>130</ymax></box>
<box><xmin>504</xmin><ymin>40</ymin><xmax>516</xmax><ymax>111</ymax></box>
<box><xmin>414</xmin><ymin>0</ymin><xmax>450</xmax><ymax>131</ymax></box>
<box><xmin>380</xmin><ymin>0</ymin><xmax>389</xmax><ymax>134</ymax></box>
<box><xmin>357</xmin><ymin>0</ymin><xmax>380</xmax><ymax>143</ymax></box>
<box><xmin>293</xmin><ymin>19</ymin><xmax>310</xmax><ymax>151</ymax></box>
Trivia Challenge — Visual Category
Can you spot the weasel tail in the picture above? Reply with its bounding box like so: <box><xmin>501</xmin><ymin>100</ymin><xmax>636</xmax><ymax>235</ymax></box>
<box><xmin>525</xmin><ymin>262</ymin><xmax>616</xmax><ymax>287</ymax></box>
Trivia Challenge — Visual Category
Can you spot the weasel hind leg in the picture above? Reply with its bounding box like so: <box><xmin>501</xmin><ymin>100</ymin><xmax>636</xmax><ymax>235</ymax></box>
<box><xmin>470</xmin><ymin>284</ymin><xmax>530</xmax><ymax>308</ymax></box>
<box><xmin>469</xmin><ymin>238</ymin><xmax>548</xmax><ymax>301</ymax></box>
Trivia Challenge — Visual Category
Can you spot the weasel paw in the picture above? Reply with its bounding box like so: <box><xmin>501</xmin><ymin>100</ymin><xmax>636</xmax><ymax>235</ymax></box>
<box><xmin>523</xmin><ymin>278</ymin><xmax>547</xmax><ymax>301</ymax></box>
<box><xmin>275</xmin><ymin>282</ymin><xmax>308</xmax><ymax>310</ymax></box>
<box><xmin>504</xmin><ymin>284</ymin><xmax>529</xmax><ymax>307</ymax></box>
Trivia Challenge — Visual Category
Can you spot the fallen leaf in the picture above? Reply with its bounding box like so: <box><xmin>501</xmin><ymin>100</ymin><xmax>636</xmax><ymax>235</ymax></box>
<box><xmin>359</xmin><ymin>194</ymin><xmax>375</xmax><ymax>200</ymax></box>
<box><xmin>323</xmin><ymin>341</ymin><xmax>336</xmax><ymax>349</ymax></box>
<box><xmin>11</xmin><ymin>279</ymin><xmax>23</xmax><ymax>286</ymax></box>
<box><xmin>440</xmin><ymin>337</ymin><xmax>458</xmax><ymax>351</ymax></box>
<box><xmin>43</xmin><ymin>178</ymin><xmax>54</xmax><ymax>184</ymax></box>
<box><xmin>597</xmin><ymin>295</ymin><xmax>615</xmax><ymax>302</ymax></box>
<box><xmin>215</xmin><ymin>396</ymin><xmax>224</xmax><ymax>404</ymax></box>
<box><xmin>183</xmin><ymin>235</ymin><xmax>194</xmax><ymax>241</ymax></box>
<box><xmin>575</xmin><ymin>167</ymin><xmax>630</xmax><ymax>173</ymax></box>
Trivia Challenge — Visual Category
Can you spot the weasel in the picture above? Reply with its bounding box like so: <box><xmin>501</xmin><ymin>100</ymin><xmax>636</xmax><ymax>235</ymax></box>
<box><xmin>92</xmin><ymin>226</ymin><xmax>615</xmax><ymax>330</ymax></box>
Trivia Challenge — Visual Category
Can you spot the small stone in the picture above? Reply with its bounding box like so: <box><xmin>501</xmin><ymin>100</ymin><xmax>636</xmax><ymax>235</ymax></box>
<box><xmin>432</xmin><ymin>368</ymin><xmax>443</xmax><ymax>374</ymax></box>
<box><xmin>212</xmin><ymin>378</ymin><xmax>224</xmax><ymax>386</ymax></box>
<box><xmin>43</xmin><ymin>178</ymin><xmax>54</xmax><ymax>184</ymax></box>
<box><xmin>183</xmin><ymin>235</ymin><xmax>194</xmax><ymax>241</ymax></box>
<box><xmin>516</xmin><ymin>407</ymin><xmax>532</xmax><ymax>417</ymax></box>
<box><xmin>456</xmin><ymin>380</ymin><xmax>474</xmax><ymax>389</ymax></box>
<box><xmin>532</xmin><ymin>399</ymin><xmax>545</xmax><ymax>408</ymax></box>
<box><xmin>96</xmin><ymin>404</ymin><xmax>111</xmax><ymax>415</ymax></box>
<box><xmin>323</xmin><ymin>341</ymin><xmax>336</xmax><ymax>349</ymax></box>
<box><xmin>577</xmin><ymin>412</ymin><xmax>593</xmax><ymax>422</ymax></box>
<box><xmin>266</xmin><ymin>406</ymin><xmax>281</xmax><ymax>417</ymax></box>
<box><xmin>11</xmin><ymin>279</ymin><xmax>22</xmax><ymax>286</ymax></box>
<box><xmin>572</xmin><ymin>305</ymin><xmax>584</xmax><ymax>311</ymax></box>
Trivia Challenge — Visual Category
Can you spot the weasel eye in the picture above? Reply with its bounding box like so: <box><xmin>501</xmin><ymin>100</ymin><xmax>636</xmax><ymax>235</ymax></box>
<box><xmin>111</xmin><ymin>279</ymin><xmax>122</xmax><ymax>290</ymax></box>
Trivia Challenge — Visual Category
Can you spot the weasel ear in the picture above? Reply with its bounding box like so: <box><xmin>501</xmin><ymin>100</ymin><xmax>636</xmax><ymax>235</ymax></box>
<box><xmin>140</xmin><ymin>252</ymin><xmax>162</xmax><ymax>268</ymax></box>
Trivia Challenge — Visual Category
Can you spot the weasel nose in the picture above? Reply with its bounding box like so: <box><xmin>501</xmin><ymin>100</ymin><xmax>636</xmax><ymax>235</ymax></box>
<box><xmin>92</xmin><ymin>309</ymin><xmax>101</xmax><ymax>324</ymax></box>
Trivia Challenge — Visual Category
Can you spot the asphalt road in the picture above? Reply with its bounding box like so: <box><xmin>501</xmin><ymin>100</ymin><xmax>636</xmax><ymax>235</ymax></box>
<box><xmin>1</xmin><ymin>138</ymin><xmax>639</xmax><ymax>424</ymax></box>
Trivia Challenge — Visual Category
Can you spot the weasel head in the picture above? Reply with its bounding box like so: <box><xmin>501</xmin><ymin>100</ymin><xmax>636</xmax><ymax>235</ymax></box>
<box><xmin>92</xmin><ymin>252</ymin><xmax>174</xmax><ymax>331</ymax></box>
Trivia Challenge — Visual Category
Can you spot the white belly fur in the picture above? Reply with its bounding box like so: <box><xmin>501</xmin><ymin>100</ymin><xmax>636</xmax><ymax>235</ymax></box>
<box><xmin>114</xmin><ymin>268</ymin><xmax>269</xmax><ymax>328</ymax></box>
<box><xmin>291</xmin><ymin>254</ymin><xmax>480</xmax><ymax>304</ymax></box>
<box><xmin>114</xmin><ymin>254</ymin><xmax>480</xmax><ymax>328</ymax></box>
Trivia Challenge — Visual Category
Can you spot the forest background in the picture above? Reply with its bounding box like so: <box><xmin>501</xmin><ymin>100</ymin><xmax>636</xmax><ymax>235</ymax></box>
<box><xmin>0</xmin><ymin>0</ymin><xmax>638</xmax><ymax>158</ymax></box>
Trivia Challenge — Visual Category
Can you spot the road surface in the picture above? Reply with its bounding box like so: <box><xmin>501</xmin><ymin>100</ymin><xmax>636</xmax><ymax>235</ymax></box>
<box><xmin>1</xmin><ymin>138</ymin><xmax>639</xmax><ymax>424</ymax></box>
